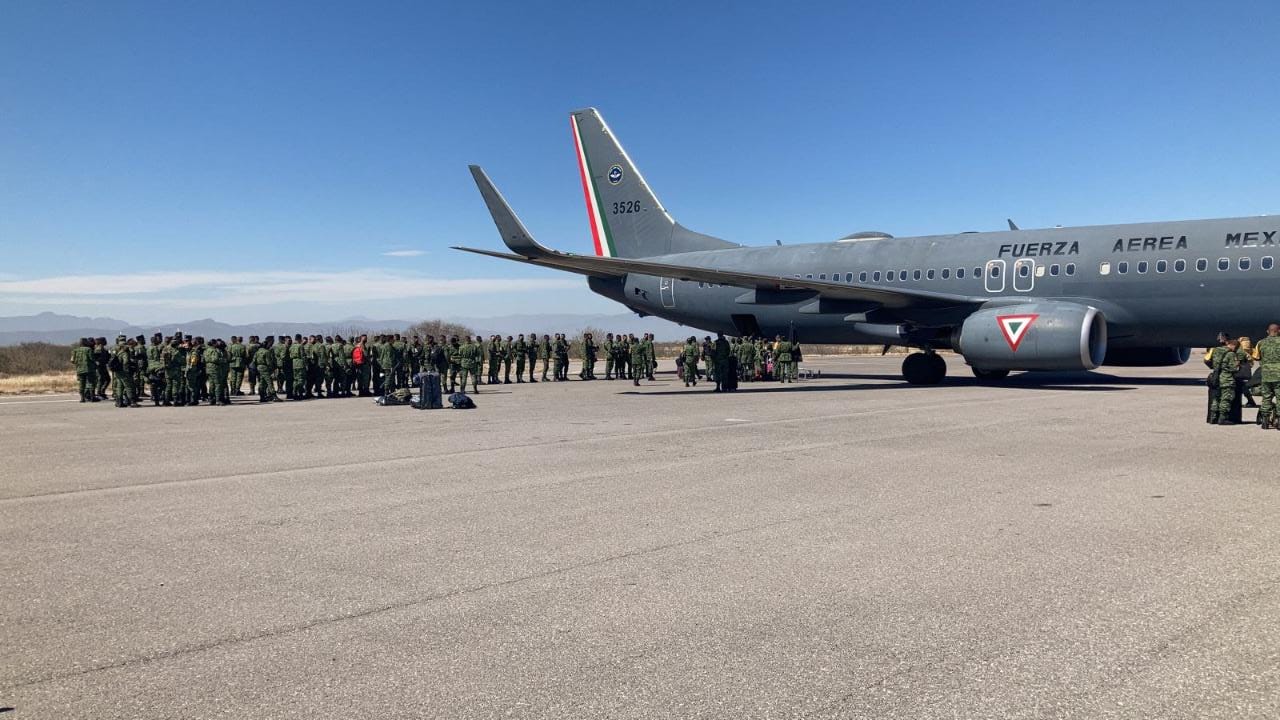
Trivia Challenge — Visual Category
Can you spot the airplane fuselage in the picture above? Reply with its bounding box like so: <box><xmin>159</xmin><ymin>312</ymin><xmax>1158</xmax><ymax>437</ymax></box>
<box><xmin>594</xmin><ymin>215</ymin><xmax>1280</xmax><ymax>349</ymax></box>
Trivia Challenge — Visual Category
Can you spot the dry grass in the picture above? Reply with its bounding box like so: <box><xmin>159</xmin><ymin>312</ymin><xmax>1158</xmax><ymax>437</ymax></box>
<box><xmin>0</xmin><ymin>372</ymin><xmax>78</xmax><ymax>395</ymax></box>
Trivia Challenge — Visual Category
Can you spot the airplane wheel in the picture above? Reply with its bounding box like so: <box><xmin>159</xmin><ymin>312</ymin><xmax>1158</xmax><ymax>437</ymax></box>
<box><xmin>903</xmin><ymin>352</ymin><xmax>946</xmax><ymax>385</ymax></box>
<box><xmin>972</xmin><ymin>368</ymin><xmax>1010</xmax><ymax>382</ymax></box>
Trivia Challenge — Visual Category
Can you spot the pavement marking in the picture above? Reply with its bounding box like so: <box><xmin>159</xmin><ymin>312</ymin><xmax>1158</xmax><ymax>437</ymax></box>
<box><xmin>0</xmin><ymin>397</ymin><xmax>81</xmax><ymax>406</ymax></box>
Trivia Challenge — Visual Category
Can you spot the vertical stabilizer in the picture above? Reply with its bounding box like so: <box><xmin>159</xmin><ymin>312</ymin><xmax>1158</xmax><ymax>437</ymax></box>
<box><xmin>570</xmin><ymin>108</ymin><xmax>735</xmax><ymax>258</ymax></box>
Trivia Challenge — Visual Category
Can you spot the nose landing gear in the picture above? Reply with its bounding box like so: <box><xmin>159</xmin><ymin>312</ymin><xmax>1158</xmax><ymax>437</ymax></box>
<box><xmin>902</xmin><ymin>351</ymin><xmax>947</xmax><ymax>385</ymax></box>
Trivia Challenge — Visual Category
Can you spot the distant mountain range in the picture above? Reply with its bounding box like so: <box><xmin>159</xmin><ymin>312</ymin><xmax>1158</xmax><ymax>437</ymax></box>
<box><xmin>0</xmin><ymin>312</ymin><xmax>692</xmax><ymax>345</ymax></box>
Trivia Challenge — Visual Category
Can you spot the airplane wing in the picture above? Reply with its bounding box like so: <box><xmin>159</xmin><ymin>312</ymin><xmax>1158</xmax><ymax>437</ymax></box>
<box><xmin>458</xmin><ymin>165</ymin><xmax>982</xmax><ymax>311</ymax></box>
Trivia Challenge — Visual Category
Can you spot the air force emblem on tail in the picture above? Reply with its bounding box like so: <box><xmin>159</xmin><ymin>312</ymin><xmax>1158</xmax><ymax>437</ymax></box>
<box><xmin>997</xmin><ymin>314</ymin><xmax>1038</xmax><ymax>352</ymax></box>
<box><xmin>608</xmin><ymin>164</ymin><xmax>624</xmax><ymax>185</ymax></box>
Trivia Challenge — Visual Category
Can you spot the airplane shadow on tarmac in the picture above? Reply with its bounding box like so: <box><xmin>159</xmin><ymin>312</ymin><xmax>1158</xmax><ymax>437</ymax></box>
<box><xmin>624</xmin><ymin>370</ymin><xmax>1203</xmax><ymax>396</ymax></box>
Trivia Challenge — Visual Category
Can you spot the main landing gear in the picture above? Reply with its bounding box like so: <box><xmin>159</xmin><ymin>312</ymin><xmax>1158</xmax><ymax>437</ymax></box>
<box><xmin>902</xmin><ymin>351</ymin><xmax>947</xmax><ymax>385</ymax></box>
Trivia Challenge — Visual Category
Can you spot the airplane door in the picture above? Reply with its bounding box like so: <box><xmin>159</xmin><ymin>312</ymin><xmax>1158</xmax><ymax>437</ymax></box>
<box><xmin>660</xmin><ymin>277</ymin><xmax>675</xmax><ymax>308</ymax></box>
<box><xmin>1012</xmin><ymin>258</ymin><xmax>1035</xmax><ymax>292</ymax></box>
<box><xmin>984</xmin><ymin>259</ymin><xmax>1006</xmax><ymax>293</ymax></box>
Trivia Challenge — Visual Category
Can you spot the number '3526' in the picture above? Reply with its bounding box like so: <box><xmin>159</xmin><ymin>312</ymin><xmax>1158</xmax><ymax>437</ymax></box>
<box><xmin>611</xmin><ymin>201</ymin><xmax>642</xmax><ymax>215</ymax></box>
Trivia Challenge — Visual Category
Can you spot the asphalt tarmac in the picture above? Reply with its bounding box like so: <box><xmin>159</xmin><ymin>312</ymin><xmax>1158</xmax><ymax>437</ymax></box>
<box><xmin>2</xmin><ymin>356</ymin><xmax>1278</xmax><ymax>719</ymax></box>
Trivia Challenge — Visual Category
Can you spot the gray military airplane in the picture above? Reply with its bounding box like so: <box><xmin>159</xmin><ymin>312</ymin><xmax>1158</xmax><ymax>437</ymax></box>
<box><xmin>456</xmin><ymin>108</ymin><xmax>1277</xmax><ymax>384</ymax></box>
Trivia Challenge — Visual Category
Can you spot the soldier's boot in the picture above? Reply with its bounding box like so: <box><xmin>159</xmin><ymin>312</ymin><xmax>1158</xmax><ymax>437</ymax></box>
<box><xmin>1217</xmin><ymin>412</ymin><xmax>1237</xmax><ymax>425</ymax></box>
<box><xmin>634</xmin><ymin>378</ymin><xmax>640</xmax><ymax>387</ymax></box>
<box><xmin>1259</xmin><ymin>414</ymin><xmax>1271</xmax><ymax>430</ymax></box>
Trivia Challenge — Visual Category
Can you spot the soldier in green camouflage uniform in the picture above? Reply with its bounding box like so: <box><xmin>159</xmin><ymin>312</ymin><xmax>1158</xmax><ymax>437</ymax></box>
<box><xmin>680</xmin><ymin>337</ymin><xmax>699</xmax><ymax>387</ymax></box>
<box><xmin>164</xmin><ymin>337</ymin><xmax>187</xmax><ymax>405</ymax></box>
<box><xmin>227</xmin><ymin>336</ymin><xmax>246</xmax><ymax>396</ymax></box>
<box><xmin>1255</xmin><ymin>323</ymin><xmax>1280</xmax><ymax>429</ymax></box>
<box><xmin>71</xmin><ymin>338</ymin><xmax>96</xmax><ymax>402</ymax></box>
<box><xmin>457</xmin><ymin>336</ymin><xmax>480</xmax><ymax>393</ymax></box>
<box><xmin>629</xmin><ymin>336</ymin><xmax>647</xmax><ymax>387</ymax></box>
<box><xmin>113</xmin><ymin>338</ymin><xmax>139</xmax><ymax>407</ymax></box>
<box><xmin>513</xmin><ymin>334</ymin><xmax>528</xmax><ymax>383</ymax></box>
<box><xmin>525</xmin><ymin>331</ymin><xmax>539</xmax><ymax>382</ymax></box>
<box><xmin>1211</xmin><ymin>337</ymin><xmax>1242</xmax><ymax>425</ymax></box>
<box><xmin>775</xmin><ymin>335</ymin><xmax>794</xmax><ymax>383</ymax></box>
<box><xmin>146</xmin><ymin>334</ymin><xmax>166</xmax><ymax>405</ymax></box>
<box><xmin>204</xmin><ymin>339</ymin><xmax>230</xmax><ymax>405</ymax></box>
<box><xmin>254</xmin><ymin>337</ymin><xmax>279</xmax><ymax>402</ymax></box>
<box><xmin>502</xmin><ymin>335</ymin><xmax>514</xmax><ymax>384</ymax></box>
<box><xmin>540</xmin><ymin>334</ymin><xmax>552</xmax><ymax>381</ymax></box>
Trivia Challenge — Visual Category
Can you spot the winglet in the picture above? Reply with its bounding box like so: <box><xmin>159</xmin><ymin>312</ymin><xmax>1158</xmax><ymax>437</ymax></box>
<box><xmin>468</xmin><ymin>165</ymin><xmax>553</xmax><ymax>259</ymax></box>
<box><xmin>1007</xmin><ymin>218</ymin><xmax>1019</xmax><ymax>231</ymax></box>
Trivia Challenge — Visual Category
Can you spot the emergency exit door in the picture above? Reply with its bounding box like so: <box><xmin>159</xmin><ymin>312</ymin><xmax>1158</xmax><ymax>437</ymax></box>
<box><xmin>1012</xmin><ymin>258</ymin><xmax>1035</xmax><ymax>292</ymax></box>
<box><xmin>660</xmin><ymin>277</ymin><xmax>675</xmax><ymax>308</ymax></box>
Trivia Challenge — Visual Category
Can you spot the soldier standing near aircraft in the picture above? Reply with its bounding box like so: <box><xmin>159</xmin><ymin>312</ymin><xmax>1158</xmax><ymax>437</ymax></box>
<box><xmin>131</xmin><ymin>335</ymin><xmax>148</xmax><ymax>398</ymax></box>
<box><xmin>525</xmin><ymin>331</ymin><xmax>539</xmax><ymax>382</ymax></box>
<box><xmin>539</xmin><ymin>333</ymin><xmax>552</xmax><ymax>381</ymax></box>
<box><xmin>775</xmin><ymin>335</ymin><xmax>793</xmax><ymax>383</ymax></box>
<box><xmin>457</xmin><ymin>336</ymin><xmax>480</xmax><ymax>393</ymax></box>
<box><xmin>1211</xmin><ymin>337</ymin><xmax>1242</xmax><ymax>425</ymax></box>
<box><xmin>71</xmin><ymin>338</ymin><xmax>95</xmax><ymax>402</ymax></box>
<box><xmin>629</xmin><ymin>335</ymin><xmax>647</xmax><ymax>387</ymax></box>
<box><xmin>580</xmin><ymin>332</ymin><xmax>597</xmax><ymax>380</ymax></box>
<box><xmin>602</xmin><ymin>333</ymin><xmax>615</xmax><ymax>380</ymax></box>
<box><xmin>500</xmin><ymin>335</ymin><xmax>513</xmax><ymax>383</ymax></box>
<box><xmin>680</xmin><ymin>337</ymin><xmax>699</xmax><ymax>387</ymax></box>
<box><xmin>163</xmin><ymin>337</ymin><xmax>185</xmax><ymax>406</ymax></box>
<box><xmin>187</xmin><ymin>336</ymin><xmax>206</xmax><ymax>403</ymax></box>
<box><xmin>353</xmin><ymin>335</ymin><xmax>369</xmax><ymax>396</ymax></box>
<box><xmin>513</xmin><ymin>334</ymin><xmax>527</xmax><ymax>383</ymax></box>
<box><xmin>643</xmin><ymin>333</ymin><xmax>657</xmax><ymax>380</ymax></box>
<box><xmin>486</xmin><ymin>336</ymin><xmax>501</xmax><ymax>384</ymax></box>
<box><xmin>712</xmin><ymin>332</ymin><xmax>731</xmax><ymax>392</ymax></box>
<box><xmin>1255</xmin><ymin>324</ymin><xmax>1280</xmax><ymax>430</ymax></box>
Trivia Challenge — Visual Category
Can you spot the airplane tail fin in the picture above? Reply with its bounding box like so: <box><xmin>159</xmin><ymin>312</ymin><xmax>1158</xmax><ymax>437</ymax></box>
<box><xmin>570</xmin><ymin>108</ymin><xmax>736</xmax><ymax>258</ymax></box>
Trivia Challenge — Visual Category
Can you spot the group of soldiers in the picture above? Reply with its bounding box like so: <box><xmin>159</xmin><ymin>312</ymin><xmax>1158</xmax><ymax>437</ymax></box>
<box><xmin>1205</xmin><ymin>323</ymin><xmax>1280</xmax><ymax>428</ymax></box>
<box><xmin>68</xmin><ymin>330</ymin><xmax>666</xmax><ymax>407</ymax></box>
<box><xmin>675</xmin><ymin>334</ymin><xmax>804</xmax><ymax>391</ymax></box>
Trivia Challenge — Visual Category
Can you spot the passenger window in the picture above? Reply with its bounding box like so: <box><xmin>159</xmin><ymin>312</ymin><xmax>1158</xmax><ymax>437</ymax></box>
<box><xmin>1066</xmin><ymin>263</ymin><xmax>1076</xmax><ymax>276</ymax></box>
<box><xmin>957</xmin><ymin>268</ymin><xmax>965</xmax><ymax>279</ymax></box>
<box><xmin>886</xmin><ymin>270</ymin><xmax>894</xmax><ymax>281</ymax></box>
<box><xmin>1264</xmin><ymin>257</ymin><xmax>1274</xmax><ymax>270</ymax></box>
<box><xmin>1049</xmin><ymin>264</ymin><xmax>1060</xmax><ymax>276</ymax></box>
<box><xmin>1099</xmin><ymin>261</ymin><xmax>1111</xmax><ymax>276</ymax></box>
<box><xmin>806</xmin><ymin>273</ymin><xmax>813</xmax><ymax>279</ymax></box>
<box><xmin>845</xmin><ymin>272</ymin><xmax>853</xmax><ymax>282</ymax></box>
<box><xmin>927</xmin><ymin>269</ymin><xmax>935</xmax><ymax>280</ymax></box>
<box><xmin>859</xmin><ymin>271</ymin><xmax>868</xmax><ymax>282</ymax></box>
<box><xmin>1217</xmin><ymin>258</ymin><xmax>1229</xmax><ymax>271</ymax></box>
<box><xmin>872</xmin><ymin>271</ymin><xmax>881</xmax><ymax>282</ymax></box>
<box><xmin>1174</xmin><ymin>259</ymin><xmax>1185</xmax><ymax>272</ymax></box>
<box><xmin>942</xmin><ymin>268</ymin><xmax>950</xmax><ymax>279</ymax></box>
<box><xmin>1196</xmin><ymin>258</ymin><xmax>1208</xmax><ymax>272</ymax></box>
<box><xmin>1156</xmin><ymin>260</ymin><xmax>1167</xmax><ymax>273</ymax></box>
<box><xmin>1137</xmin><ymin>261</ymin><xmax>1148</xmax><ymax>274</ymax></box>
<box><xmin>913</xmin><ymin>270</ymin><xmax>922</xmax><ymax>280</ymax></box>
<box><xmin>895</xmin><ymin>270</ymin><xmax>904</xmax><ymax>281</ymax></box>
<box><xmin>1240</xmin><ymin>257</ymin><xmax>1251</xmax><ymax>270</ymax></box>
<box><xmin>1017</xmin><ymin>264</ymin><xmax>1029</xmax><ymax>278</ymax></box>
<box><xmin>818</xmin><ymin>273</ymin><xmax>826</xmax><ymax>280</ymax></box>
<box><xmin>974</xmin><ymin>267</ymin><xmax>983</xmax><ymax>278</ymax></box>
<box><xmin>1117</xmin><ymin>261</ymin><xmax>1128</xmax><ymax>274</ymax></box>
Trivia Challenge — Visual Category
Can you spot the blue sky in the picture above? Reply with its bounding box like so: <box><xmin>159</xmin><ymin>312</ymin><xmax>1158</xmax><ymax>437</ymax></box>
<box><xmin>2</xmin><ymin>1</ymin><xmax>1278</xmax><ymax>323</ymax></box>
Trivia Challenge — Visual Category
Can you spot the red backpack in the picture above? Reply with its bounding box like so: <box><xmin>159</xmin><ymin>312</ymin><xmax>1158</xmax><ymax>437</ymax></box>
<box><xmin>352</xmin><ymin>346</ymin><xmax>365</xmax><ymax>365</ymax></box>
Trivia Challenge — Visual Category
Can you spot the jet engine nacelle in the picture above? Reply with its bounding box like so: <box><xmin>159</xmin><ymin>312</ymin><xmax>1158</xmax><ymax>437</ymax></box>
<box><xmin>1102</xmin><ymin>346</ymin><xmax>1191</xmax><ymax>367</ymax></box>
<box><xmin>954</xmin><ymin>302</ymin><xmax>1107</xmax><ymax>372</ymax></box>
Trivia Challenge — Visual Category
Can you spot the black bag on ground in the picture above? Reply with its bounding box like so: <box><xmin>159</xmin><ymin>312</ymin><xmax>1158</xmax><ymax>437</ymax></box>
<box><xmin>448</xmin><ymin>392</ymin><xmax>476</xmax><ymax>409</ymax></box>
<box><xmin>412</xmin><ymin>372</ymin><xmax>443</xmax><ymax>410</ymax></box>
<box><xmin>723</xmin><ymin>357</ymin><xmax>739</xmax><ymax>391</ymax></box>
